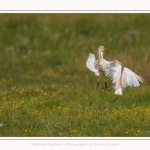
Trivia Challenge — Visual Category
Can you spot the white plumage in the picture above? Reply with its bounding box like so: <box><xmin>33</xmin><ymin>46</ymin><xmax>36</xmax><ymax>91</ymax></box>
<box><xmin>86</xmin><ymin>46</ymin><xmax>143</xmax><ymax>96</ymax></box>
<box><xmin>86</xmin><ymin>54</ymin><xmax>100</xmax><ymax>76</ymax></box>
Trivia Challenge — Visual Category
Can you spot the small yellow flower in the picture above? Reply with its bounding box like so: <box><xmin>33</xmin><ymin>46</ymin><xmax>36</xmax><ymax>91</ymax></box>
<box><xmin>131</xmin><ymin>128</ymin><xmax>134</xmax><ymax>132</ymax></box>
<box><xmin>138</xmin><ymin>130</ymin><xmax>141</xmax><ymax>133</ymax></box>
<box><xmin>71</xmin><ymin>129</ymin><xmax>78</xmax><ymax>133</ymax></box>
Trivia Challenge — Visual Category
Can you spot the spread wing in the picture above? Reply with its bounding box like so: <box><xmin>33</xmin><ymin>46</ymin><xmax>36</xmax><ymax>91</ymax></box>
<box><xmin>121</xmin><ymin>67</ymin><xmax>143</xmax><ymax>89</ymax></box>
<box><xmin>86</xmin><ymin>53</ymin><xmax>99</xmax><ymax>76</ymax></box>
<box><xmin>102</xmin><ymin>60</ymin><xmax>122</xmax><ymax>87</ymax></box>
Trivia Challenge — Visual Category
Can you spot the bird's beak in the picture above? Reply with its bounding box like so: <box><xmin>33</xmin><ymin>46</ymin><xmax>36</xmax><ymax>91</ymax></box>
<box><xmin>104</xmin><ymin>47</ymin><xmax>106</xmax><ymax>50</ymax></box>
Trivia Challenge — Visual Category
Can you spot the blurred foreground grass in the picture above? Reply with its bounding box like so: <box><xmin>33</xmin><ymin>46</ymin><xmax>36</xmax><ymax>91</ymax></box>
<box><xmin>0</xmin><ymin>14</ymin><xmax>150</xmax><ymax>136</ymax></box>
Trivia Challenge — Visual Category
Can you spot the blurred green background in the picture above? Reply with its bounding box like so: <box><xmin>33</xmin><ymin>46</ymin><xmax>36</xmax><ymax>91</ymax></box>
<box><xmin>0</xmin><ymin>14</ymin><xmax>150</xmax><ymax>136</ymax></box>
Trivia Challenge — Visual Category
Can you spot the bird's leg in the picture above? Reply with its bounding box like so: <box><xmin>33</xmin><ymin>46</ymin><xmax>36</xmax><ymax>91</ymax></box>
<box><xmin>96</xmin><ymin>74</ymin><xmax>112</xmax><ymax>91</ymax></box>
<box><xmin>105</xmin><ymin>81</ymin><xmax>107</xmax><ymax>89</ymax></box>
<box><xmin>102</xmin><ymin>78</ymin><xmax>107</xmax><ymax>93</ymax></box>
<box><xmin>97</xmin><ymin>74</ymin><xmax>112</xmax><ymax>92</ymax></box>
<box><xmin>96</xmin><ymin>76</ymin><xmax>105</xmax><ymax>89</ymax></box>
<box><xmin>104</xmin><ymin>77</ymin><xmax>112</xmax><ymax>92</ymax></box>
<box><xmin>109</xmin><ymin>96</ymin><xmax>118</xmax><ymax>103</ymax></box>
<box><xmin>100</xmin><ymin>70</ymin><xmax>109</xmax><ymax>91</ymax></box>
<box><xmin>96</xmin><ymin>76</ymin><xmax>100</xmax><ymax>89</ymax></box>
<box><xmin>104</xmin><ymin>78</ymin><xmax>107</xmax><ymax>90</ymax></box>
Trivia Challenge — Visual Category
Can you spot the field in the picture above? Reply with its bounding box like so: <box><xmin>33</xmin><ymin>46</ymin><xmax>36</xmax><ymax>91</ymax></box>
<box><xmin>0</xmin><ymin>14</ymin><xmax>150</xmax><ymax>137</ymax></box>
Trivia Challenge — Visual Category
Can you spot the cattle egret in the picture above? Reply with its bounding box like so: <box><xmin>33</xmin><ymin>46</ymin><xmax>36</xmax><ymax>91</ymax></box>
<box><xmin>86</xmin><ymin>45</ymin><xmax>143</xmax><ymax>102</ymax></box>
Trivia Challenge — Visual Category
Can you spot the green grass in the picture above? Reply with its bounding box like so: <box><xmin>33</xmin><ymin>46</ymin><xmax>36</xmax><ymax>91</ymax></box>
<box><xmin>0</xmin><ymin>14</ymin><xmax>150</xmax><ymax>137</ymax></box>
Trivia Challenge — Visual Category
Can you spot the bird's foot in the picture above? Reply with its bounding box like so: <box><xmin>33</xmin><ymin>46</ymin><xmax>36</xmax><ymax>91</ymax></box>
<box><xmin>96</xmin><ymin>81</ymin><xmax>105</xmax><ymax>89</ymax></box>
<box><xmin>109</xmin><ymin>96</ymin><xmax>118</xmax><ymax>103</ymax></box>
<box><xmin>103</xmin><ymin>82</ymin><xmax>112</xmax><ymax>92</ymax></box>
<box><xmin>96</xmin><ymin>81</ymin><xmax>101</xmax><ymax>89</ymax></box>
<box><xmin>96</xmin><ymin>81</ymin><xmax>112</xmax><ymax>92</ymax></box>
<box><xmin>103</xmin><ymin>87</ymin><xmax>112</xmax><ymax>92</ymax></box>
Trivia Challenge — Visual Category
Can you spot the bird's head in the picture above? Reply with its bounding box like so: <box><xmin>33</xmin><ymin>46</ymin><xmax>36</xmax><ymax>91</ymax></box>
<box><xmin>98</xmin><ymin>45</ymin><xmax>106</xmax><ymax>54</ymax></box>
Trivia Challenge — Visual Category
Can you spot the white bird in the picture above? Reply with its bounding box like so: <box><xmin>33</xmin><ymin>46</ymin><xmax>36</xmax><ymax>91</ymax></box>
<box><xmin>86</xmin><ymin>45</ymin><xmax>143</xmax><ymax>99</ymax></box>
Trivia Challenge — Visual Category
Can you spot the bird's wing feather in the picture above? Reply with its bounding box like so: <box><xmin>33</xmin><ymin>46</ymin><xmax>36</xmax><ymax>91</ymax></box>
<box><xmin>86</xmin><ymin>53</ymin><xmax>99</xmax><ymax>75</ymax></box>
<box><xmin>102</xmin><ymin>60</ymin><xmax>122</xmax><ymax>85</ymax></box>
<box><xmin>121</xmin><ymin>67</ymin><xmax>143</xmax><ymax>89</ymax></box>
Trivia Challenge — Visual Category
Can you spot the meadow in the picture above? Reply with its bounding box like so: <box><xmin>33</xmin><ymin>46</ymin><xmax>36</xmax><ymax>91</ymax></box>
<box><xmin>0</xmin><ymin>13</ymin><xmax>150</xmax><ymax>137</ymax></box>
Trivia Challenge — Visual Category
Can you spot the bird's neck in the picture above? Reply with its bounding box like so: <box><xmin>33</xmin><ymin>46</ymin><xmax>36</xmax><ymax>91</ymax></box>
<box><xmin>98</xmin><ymin>51</ymin><xmax>103</xmax><ymax>63</ymax></box>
